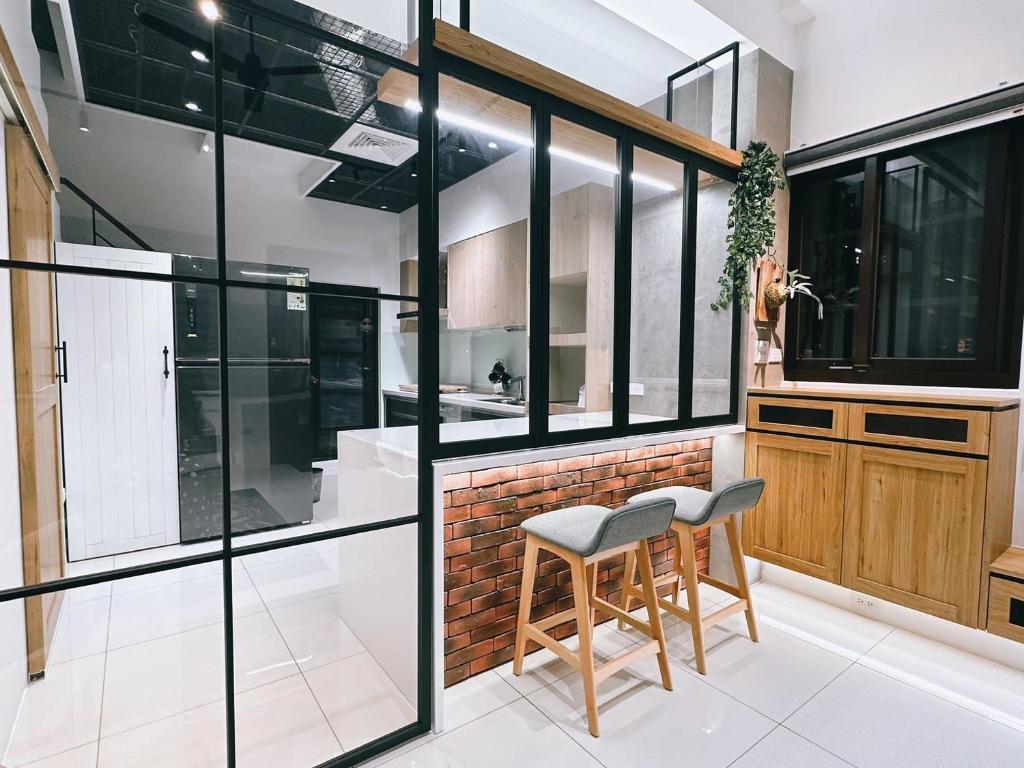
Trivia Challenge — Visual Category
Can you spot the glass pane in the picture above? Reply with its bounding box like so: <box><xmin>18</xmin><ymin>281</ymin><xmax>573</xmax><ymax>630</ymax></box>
<box><xmin>793</xmin><ymin>167</ymin><xmax>865</xmax><ymax>360</ymax></box>
<box><xmin>874</xmin><ymin>131</ymin><xmax>988</xmax><ymax>359</ymax></box>
<box><xmin>0</xmin><ymin>568</ymin><xmax>225</xmax><ymax>766</ymax></box>
<box><xmin>235</xmin><ymin>528</ymin><xmax>419</xmax><ymax>759</ymax></box>
<box><xmin>693</xmin><ymin>172</ymin><xmax>736</xmax><ymax>418</ymax></box>
<box><xmin>0</xmin><ymin>268</ymin><xmax>224</xmax><ymax>593</ymax></box>
<box><xmin>437</xmin><ymin>75</ymin><xmax>531</xmax><ymax>443</ymax></box>
<box><xmin>549</xmin><ymin>117</ymin><xmax>618</xmax><ymax>432</ymax></box>
<box><xmin>629</xmin><ymin>148</ymin><xmax>686</xmax><ymax>424</ymax></box>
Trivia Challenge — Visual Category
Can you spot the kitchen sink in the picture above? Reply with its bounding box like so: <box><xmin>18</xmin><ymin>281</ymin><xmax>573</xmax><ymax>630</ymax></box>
<box><xmin>480</xmin><ymin>397</ymin><xmax>527</xmax><ymax>406</ymax></box>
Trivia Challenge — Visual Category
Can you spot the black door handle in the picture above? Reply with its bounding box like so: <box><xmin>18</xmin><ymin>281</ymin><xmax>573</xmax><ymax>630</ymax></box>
<box><xmin>163</xmin><ymin>346</ymin><xmax>170</xmax><ymax>379</ymax></box>
<box><xmin>55</xmin><ymin>342</ymin><xmax>68</xmax><ymax>384</ymax></box>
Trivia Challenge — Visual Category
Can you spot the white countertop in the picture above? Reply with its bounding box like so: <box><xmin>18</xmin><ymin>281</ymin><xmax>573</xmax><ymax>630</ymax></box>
<box><xmin>382</xmin><ymin>387</ymin><xmax>527</xmax><ymax>417</ymax></box>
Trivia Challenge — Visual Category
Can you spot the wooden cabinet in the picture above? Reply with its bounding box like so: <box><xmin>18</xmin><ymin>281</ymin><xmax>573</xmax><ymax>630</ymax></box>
<box><xmin>744</xmin><ymin>388</ymin><xmax>1020</xmax><ymax>630</ymax></box>
<box><xmin>744</xmin><ymin>432</ymin><xmax>846</xmax><ymax>583</ymax></box>
<box><xmin>842</xmin><ymin>445</ymin><xmax>987</xmax><ymax>625</ymax></box>
<box><xmin>446</xmin><ymin>219</ymin><xmax>528</xmax><ymax>330</ymax></box>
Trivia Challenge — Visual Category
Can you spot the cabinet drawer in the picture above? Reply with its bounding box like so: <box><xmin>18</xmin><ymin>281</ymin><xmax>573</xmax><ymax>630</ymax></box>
<box><xmin>848</xmin><ymin>403</ymin><xmax>990</xmax><ymax>455</ymax></box>
<box><xmin>747</xmin><ymin>397</ymin><xmax>848</xmax><ymax>439</ymax></box>
<box><xmin>987</xmin><ymin>576</ymin><xmax>1024</xmax><ymax>644</ymax></box>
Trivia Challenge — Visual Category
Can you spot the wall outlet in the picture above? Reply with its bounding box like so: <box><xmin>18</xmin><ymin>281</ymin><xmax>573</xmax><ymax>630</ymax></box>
<box><xmin>852</xmin><ymin>594</ymin><xmax>878</xmax><ymax>617</ymax></box>
<box><xmin>629</xmin><ymin>382</ymin><xmax>644</xmax><ymax>396</ymax></box>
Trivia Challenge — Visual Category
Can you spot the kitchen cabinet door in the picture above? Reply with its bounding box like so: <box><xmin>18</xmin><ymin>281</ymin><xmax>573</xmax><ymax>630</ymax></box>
<box><xmin>842</xmin><ymin>445</ymin><xmax>987</xmax><ymax>626</ymax></box>
<box><xmin>743</xmin><ymin>432</ymin><xmax>846</xmax><ymax>583</ymax></box>
<box><xmin>446</xmin><ymin>220</ymin><xmax>527</xmax><ymax>330</ymax></box>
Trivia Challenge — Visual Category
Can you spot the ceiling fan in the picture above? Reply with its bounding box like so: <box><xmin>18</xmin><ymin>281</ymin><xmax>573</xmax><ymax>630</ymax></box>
<box><xmin>136</xmin><ymin>7</ymin><xmax>322</xmax><ymax>113</ymax></box>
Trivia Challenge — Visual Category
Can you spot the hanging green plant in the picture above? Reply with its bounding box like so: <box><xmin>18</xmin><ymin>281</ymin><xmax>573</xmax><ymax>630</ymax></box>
<box><xmin>711</xmin><ymin>140</ymin><xmax>786</xmax><ymax>312</ymax></box>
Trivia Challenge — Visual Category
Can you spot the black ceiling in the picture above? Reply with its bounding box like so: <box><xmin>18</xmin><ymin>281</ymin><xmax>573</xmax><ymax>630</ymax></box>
<box><xmin>65</xmin><ymin>0</ymin><xmax>519</xmax><ymax>212</ymax></box>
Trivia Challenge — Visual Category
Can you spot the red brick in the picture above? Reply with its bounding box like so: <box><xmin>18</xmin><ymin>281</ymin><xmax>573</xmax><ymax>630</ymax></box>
<box><xmin>446</xmin><ymin>638</ymin><xmax>493</xmax><ymax>668</ymax></box>
<box><xmin>556</xmin><ymin>483</ymin><xmax>593</xmax><ymax>501</ymax></box>
<box><xmin>582</xmin><ymin>465</ymin><xmax>616</xmax><ymax>481</ymax></box>
<box><xmin>516</xmin><ymin>490</ymin><xmax>556</xmax><ymax>509</ymax></box>
<box><xmin>445</xmin><ymin>633</ymin><xmax>471</xmax><ymax>654</ymax></box>
<box><xmin>471</xmin><ymin>615</ymin><xmax>518</xmax><ymax>643</ymax></box>
<box><xmin>498</xmin><ymin>539</ymin><xmax>526</xmax><ymax>559</ymax></box>
<box><xmin>451</xmin><ymin>485</ymin><xmax>501</xmax><ymax>506</ymax></box>
<box><xmin>471</xmin><ymin>466</ymin><xmax>517</xmax><ymax>486</ymax></box>
<box><xmin>447</xmin><ymin>608</ymin><xmax>496</xmax><ymax>637</ymax></box>
<box><xmin>626</xmin><ymin>446</ymin><xmax>656</xmax><ymax>461</ymax></box>
<box><xmin>593</xmin><ymin>450</ymin><xmax>626</xmax><ymax>466</ymax></box>
<box><xmin>445</xmin><ymin>571</ymin><xmax>471</xmax><ymax>590</ymax></box>
<box><xmin>471</xmin><ymin>529</ymin><xmax>518</xmax><ymax>551</ymax></box>
<box><xmin>471</xmin><ymin>498</ymin><xmax>517</xmax><ymax>519</ymax></box>
<box><xmin>624</xmin><ymin>472</ymin><xmax>654</xmax><ymax>487</ymax></box>
<box><xmin>448</xmin><ymin>578</ymin><xmax>496</xmax><ymax>606</ymax></box>
<box><xmin>593</xmin><ymin>476</ymin><xmax>626</xmax><ymax>493</ymax></box>
<box><xmin>452</xmin><ymin>518</ymin><xmax>500</xmax><ymax>538</ymax></box>
<box><xmin>579</xmin><ymin>492</ymin><xmax>613</xmax><ymax>506</ymax></box>
<box><xmin>543</xmin><ymin>471</ymin><xmax>582</xmax><ymax>490</ymax></box>
<box><xmin>449</xmin><ymin>548</ymin><xmax>497</xmax><ymax>572</ymax></box>
<box><xmin>471</xmin><ymin>586</ymin><xmax>517</xmax><ymax>613</ymax></box>
<box><xmin>500</xmin><ymin>477</ymin><xmax>544</xmax><ymax>496</ymax></box>
<box><xmin>444</xmin><ymin>538</ymin><xmax>471</xmax><ymax>557</ymax></box>
<box><xmin>655</xmin><ymin>441</ymin><xmax>684</xmax><ymax>456</ymax></box>
<box><xmin>558</xmin><ymin>455</ymin><xmax>594</xmax><ymax>472</ymax></box>
<box><xmin>445</xmin><ymin>664</ymin><xmax>470</xmax><ymax>687</ymax></box>
<box><xmin>444</xmin><ymin>504</ymin><xmax>471</xmax><ymax>523</ymax></box>
<box><xmin>616</xmin><ymin>460</ymin><xmax>646</xmax><ymax>475</ymax></box>
<box><xmin>517</xmin><ymin>460</ymin><xmax>558</xmax><ymax>479</ymax></box>
<box><xmin>443</xmin><ymin>472</ymin><xmax>472</xmax><ymax>491</ymax></box>
<box><xmin>469</xmin><ymin>646</ymin><xmax>515</xmax><ymax>675</ymax></box>
<box><xmin>471</xmin><ymin>557</ymin><xmax>518</xmax><ymax>580</ymax></box>
<box><xmin>444</xmin><ymin>601</ymin><xmax>472</xmax><ymax>623</ymax></box>
<box><xmin>645</xmin><ymin>456</ymin><xmax>674</xmax><ymax>471</ymax></box>
<box><xmin>500</xmin><ymin>510</ymin><xmax>534</xmax><ymax>528</ymax></box>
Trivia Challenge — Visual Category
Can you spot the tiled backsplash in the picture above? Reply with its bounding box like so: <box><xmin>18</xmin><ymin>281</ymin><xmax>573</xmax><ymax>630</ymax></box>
<box><xmin>442</xmin><ymin>438</ymin><xmax>713</xmax><ymax>686</ymax></box>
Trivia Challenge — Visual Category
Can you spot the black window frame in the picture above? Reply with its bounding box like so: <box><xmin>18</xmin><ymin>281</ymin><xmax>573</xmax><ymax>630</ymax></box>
<box><xmin>426</xmin><ymin>53</ymin><xmax>742</xmax><ymax>462</ymax></box>
<box><xmin>785</xmin><ymin>119</ymin><xmax>1024</xmax><ymax>388</ymax></box>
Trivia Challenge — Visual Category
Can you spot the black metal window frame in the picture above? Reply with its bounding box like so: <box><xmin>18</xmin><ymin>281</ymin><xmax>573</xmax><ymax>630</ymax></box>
<box><xmin>0</xmin><ymin>3</ymin><xmax>743</xmax><ymax>767</ymax></box>
<box><xmin>422</xmin><ymin>52</ymin><xmax>741</xmax><ymax>465</ymax></box>
<box><xmin>665</xmin><ymin>42</ymin><xmax>740</xmax><ymax>151</ymax></box>
<box><xmin>784</xmin><ymin>119</ymin><xmax>1024</xmax><ymax>388</ymax></box>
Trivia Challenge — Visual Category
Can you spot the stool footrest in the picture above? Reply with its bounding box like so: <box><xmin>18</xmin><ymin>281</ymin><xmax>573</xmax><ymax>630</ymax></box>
<box><xmin>533</xmin><ymin>608</ymin><xmax>577</xmax><ymax>632</ymax></box>
<box><xmin>590</xmin><ymin>597</ymin><xmax>653</xmax><ymax>638</ymax></box>
<box><xmin>593</xmin><ymin>640</ymin><xmax>660</xmax><ymax>685</ymax></box>
<box><xmin>701</xmin><ymin>599</ymin><xmax>748</xmax><ymax>629</ymax></box>
<box><xmin>697</xmin><ymin>572</ymin><xmax>742</xmax><ymax>599</ymax></box>
<box><xmin>522</xmin><ymin>624</ymin><xmax>581</xmax><ymax>672</ymax></box>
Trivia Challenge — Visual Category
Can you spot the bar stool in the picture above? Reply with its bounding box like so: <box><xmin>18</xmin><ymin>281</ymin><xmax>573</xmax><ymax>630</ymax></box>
<box><xmin>513</xmin><ymin>498</ymin><xmax>677</xmax><ymax>737</ymax></box>
<box><xmin>618</xmin><ymin>479</ymin><xmax>766</xmax><ymax>675</ymax></box>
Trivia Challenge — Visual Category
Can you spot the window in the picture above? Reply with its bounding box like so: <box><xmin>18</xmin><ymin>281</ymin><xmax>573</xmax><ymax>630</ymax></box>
<box><xmin>786</xmin><ymin>121</ymin><xmax>1024</xmax><ymax>387</ymax></box>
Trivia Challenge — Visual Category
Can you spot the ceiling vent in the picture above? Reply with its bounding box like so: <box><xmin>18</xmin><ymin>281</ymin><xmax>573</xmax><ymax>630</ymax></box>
<box><xmin>331</xmin><ymin>123</ymin><xmax>417</xmax><ymax>166</ymax></box>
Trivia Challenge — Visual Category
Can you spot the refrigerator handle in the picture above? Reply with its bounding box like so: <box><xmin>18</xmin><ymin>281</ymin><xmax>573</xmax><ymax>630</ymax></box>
<box><xmin>162</xmin><ymin>346</ymin><xmax>170</xmax><ymax>379</ymax></box>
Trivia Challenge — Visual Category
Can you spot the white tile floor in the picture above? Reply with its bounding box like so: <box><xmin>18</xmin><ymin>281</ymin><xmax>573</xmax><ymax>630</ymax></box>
<box><xmin>384</xmin><ymin>580</ymin><xmax>1024</xmax><ymax>768</ymax></box>
<box><xmin>2</xmin><ymin>539</ymin><xmax>415</xmax><ymax>768</ymax></box>
<box><xmin>7</xmin><ymin>555</ymin><xmax>1024</xmax><ymax>768</ymax></box>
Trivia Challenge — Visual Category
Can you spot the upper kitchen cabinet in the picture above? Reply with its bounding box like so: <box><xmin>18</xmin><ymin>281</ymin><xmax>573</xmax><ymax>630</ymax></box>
<box><xmin>446</xmin><ymin>219</ymin><xmax>529</xmax><ymax>330</ymax></box>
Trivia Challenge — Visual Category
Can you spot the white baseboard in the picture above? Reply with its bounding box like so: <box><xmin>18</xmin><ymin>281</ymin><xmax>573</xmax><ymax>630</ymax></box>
<box><xmin>759</xmin><ymin>563</ymin><xmax>1024</xmax><ymax>674</ymax></box>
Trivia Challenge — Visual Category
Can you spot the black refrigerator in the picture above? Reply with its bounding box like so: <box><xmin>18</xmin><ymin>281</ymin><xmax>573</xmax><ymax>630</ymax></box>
<box><xmin>173</xmin><ymin>256</ymin><xmax>314</xmax><ymax>543</ymax></box>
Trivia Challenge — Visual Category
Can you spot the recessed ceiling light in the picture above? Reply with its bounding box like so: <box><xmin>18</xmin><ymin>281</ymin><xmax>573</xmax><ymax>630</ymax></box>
<box><xmin>184</xmin><ymin>100</ymin><xmax>201</xmax><ymax>112</ymax></box>
<box><xmin>487</xmin><ymin>141</ymin><xmax>498</xmax><ymax>149</ymax></box>
<box><xmin>198</xmin><ymin>1</ymin><xmax>221</xmax><ymax>21</ymax></box>
<box><xmin>78</xmin><ymin>107</ymin><xmax>90</xmax><ymax>133</ymax></box>
<box><xmin>201</xmin><ymin>142</ymin><xmax>211</xmax><ymax>153</ymax></box>
<box><xmin>380</xmin><ymin>204</ymin><xmax>388</xmax><ymax>209</ymax></box>
<box><xmin>328</xmin><ymin>177</ymin><xmax>336</xmax><ymax>183</ymax></box>
<box><xmin>191</xmin><ymin>49</ymin><xmax>209</xmax><ymax>63</ymax></box>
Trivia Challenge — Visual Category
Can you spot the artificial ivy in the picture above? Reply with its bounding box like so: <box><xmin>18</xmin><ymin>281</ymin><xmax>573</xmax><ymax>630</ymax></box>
<box><xmin>711</xmin><ymin>140</ymin><xmax>786</xmax><ymax>312</ymax></box>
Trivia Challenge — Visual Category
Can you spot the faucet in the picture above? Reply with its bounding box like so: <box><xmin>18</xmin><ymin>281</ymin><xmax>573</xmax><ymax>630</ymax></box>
<box><xmin>488</xmin><ymin>360</ymin><xmax>526</xmax><ymax>402</ymax></box>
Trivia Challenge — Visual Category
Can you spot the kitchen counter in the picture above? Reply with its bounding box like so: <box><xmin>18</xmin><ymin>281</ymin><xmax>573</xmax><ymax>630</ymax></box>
<box><xmin>382</xmin><ymin>387</ymin><xmax>527</xmax><ymax>417</ymax></box>
<box><xmin>334</xmin><ymin>416</ymin><xmax>744</xmax><ymax>730</ymax></box>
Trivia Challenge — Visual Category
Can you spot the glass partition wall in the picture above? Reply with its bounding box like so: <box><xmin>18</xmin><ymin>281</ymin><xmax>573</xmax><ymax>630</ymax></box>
<box><xmin>0</xmin><ymin>2</ymin><xmax>742</xmax><ymax>767</ymax></box>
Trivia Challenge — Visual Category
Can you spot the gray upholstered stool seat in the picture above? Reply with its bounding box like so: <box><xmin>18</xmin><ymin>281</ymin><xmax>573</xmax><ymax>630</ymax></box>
<box><xmin>520</xmin><ymin>498</ymin><xmax>676</xmax><ymax>557</ymax></box>
<box><xmin>630</xmin><ymin>478</ymin><xmax>765</xmax><ymax>527</ymax></box>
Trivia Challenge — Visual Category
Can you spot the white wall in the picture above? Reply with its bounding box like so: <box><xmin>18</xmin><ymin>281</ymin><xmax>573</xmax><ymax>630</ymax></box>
<box><xmin>788</xmin><ymin>0</ymin><xmax>1024</xmax><ymax>148</ymax></box>
<box><xmin>0</xmin><ymin>1</ymin><xmax>46</xmax><ymax>132</ymax></box>
<box><xmin>0</xmin><ymin>125</ymin><xmax>28</xmax><ymax>762</ymax></box>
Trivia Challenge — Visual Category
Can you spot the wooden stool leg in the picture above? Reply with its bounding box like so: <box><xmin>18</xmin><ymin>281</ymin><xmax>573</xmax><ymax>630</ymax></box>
<box><xmin>513</xmin><ymin>536</ymin><xmax>539</xmax><ymax>675</ymax></box>
<box><xmin>570</xmin><ymin>555</ymin><xmax>600</xmax><ymax>737</ymax></box>
<box><xmin>635</xmin><ymin>541</ymin><xmax>673</xmax><ymax>692</ymax></box>
<box><xmin>586</xmin><ymin>562</ymin><xmax>597</xmax><ymax>627</ymax></box>
<box><xmin>678</xmin><ymin>525</ymin><xmax>707</xmax><ymax>675</ymax></box>
<box><xmin>617</xmin><ymin>548</ymin><xmax>638</xmax><ymax>630</ymax></box>
<box><xmin>726</xmin><ymin>514</ymin><xmax>759</xmax><ymax>643</ymax></box>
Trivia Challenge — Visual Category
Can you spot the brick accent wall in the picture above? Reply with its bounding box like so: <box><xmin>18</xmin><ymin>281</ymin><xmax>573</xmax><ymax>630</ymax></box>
<box><xmin>442</xmin><ymin>438</ymin><xmax>713</xmax><ymax>686</ymax></box>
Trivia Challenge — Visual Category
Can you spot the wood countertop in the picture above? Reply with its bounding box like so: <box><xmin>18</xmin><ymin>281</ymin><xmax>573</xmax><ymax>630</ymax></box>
<box><xmin>747</xmin><ymin>386</ymin><xmax>1021</xmax><ymax>410</ymax></box>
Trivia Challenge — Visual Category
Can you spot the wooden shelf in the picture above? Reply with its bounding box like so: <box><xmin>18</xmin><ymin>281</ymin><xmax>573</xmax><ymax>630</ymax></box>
<box><xmin>550</xmin><ymin>333</ymin><xmax>586</xmax><ymax>347</ymax></box>
<box><xmin>991</xmin><ymin>546</ymin><xmax>1024</xmax><ymax>579</ymax></box>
